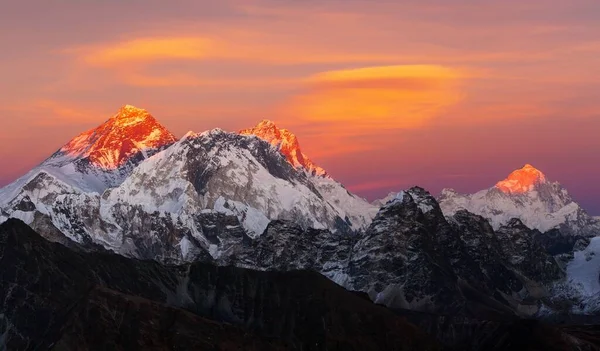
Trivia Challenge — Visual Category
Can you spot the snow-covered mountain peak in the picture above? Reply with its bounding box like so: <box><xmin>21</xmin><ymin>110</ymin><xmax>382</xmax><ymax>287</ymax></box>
<box><xmin>205</xmin><ymin>127</ymin><xmax>225</xmax><ymax>135</ymax></box>
<box><xmin>439</xmin><ymin>188</ymin><xmax>459</xmax><ymax>199</ymax></box>
<box><xmin>95</xmin><ymin>127</ymin><xmax>375</xmax><ymax>237</ymax></box>
<box><xmin>48</xmin><ymin>105</ymin><xmax>177</xmax><ymax>171</ymax></box>
<box><xmin>254</xmin><ymin>119</ymin><xmax>279</xmax><ymax>132</ymax></box>
<box><xmin>0</xmin><ymin>106</ymin><xmax>179</xmax><ymax>198</ymax></box>
<box><xmin>110</xmin><ymin>105</ymin><xmax>153</xmax><ymax>126</ymax></box>
<box><xmin>496</xmin><ymin>163</ymin><xmax>547</xmax><ymax>194</ymax></box>
<box><xmin>239</xmin><ymin>120</ymin><xmax>327</xmax><ymax>177</ymax></box>
<box><xmin>384</xmin><ymin>187</ymin><xmax>440</xmax><ymax>216</ymax></box>
<box><xmin>438</xmin><ymin>164</ymin><xmax>600</xmax><ymax>236</ymax></box>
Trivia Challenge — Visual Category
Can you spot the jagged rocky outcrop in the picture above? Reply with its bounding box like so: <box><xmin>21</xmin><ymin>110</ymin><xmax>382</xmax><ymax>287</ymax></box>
<box><xmin>347</xmin><ymin>189</ymin><xmax>466</xmax><ymax>313</ymax></box>
<box><xmin>233</xmin><ymin>220</ymin><xmax>355</xmax><ymax>285</ymax></box>
<box><xmin>495</xmin><ymin>219</ymin><xmax>564</xmax><ymax>284</ymax></box>
<box><xmin>344</xmin><ymin>188</ymin><xmax>564</xmax><ymax>317</ymax></box>
<box><xmin>534</xmin><ymin>228</ymin><xmax>589</xmax><ymax>258</ymax></box>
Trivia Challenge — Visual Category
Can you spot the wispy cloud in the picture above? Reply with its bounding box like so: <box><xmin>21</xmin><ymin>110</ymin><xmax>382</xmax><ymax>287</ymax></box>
<box><xmin>0</xmin><ymin>100</ymin><xmax>106</xmax><ymax>126</ymax></box>
<box><xmin>64</xmin><ymin>35</ymin><xmax>407</xmax><ymax>87</ymax></box>
<box><xmin>285</xmin><ymin>65</ymin><xmax>465</xmax><ymax>131</ymax></box>
<box><xmin>78</xmin><ymin>37</ymin><xmax>214</xmax><ymax>66</ymax></box>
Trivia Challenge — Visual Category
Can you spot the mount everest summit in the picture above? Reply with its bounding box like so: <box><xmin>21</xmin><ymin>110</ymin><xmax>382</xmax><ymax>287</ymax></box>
<box><xmin>0</xmin><ymin>105</ymin><xmax>177</xmax><ymax>200</ymax></box>
<box><xmin>1</xmin><ymin>105</ymin><xmax>599</xmax><ymax>319</ymax></box>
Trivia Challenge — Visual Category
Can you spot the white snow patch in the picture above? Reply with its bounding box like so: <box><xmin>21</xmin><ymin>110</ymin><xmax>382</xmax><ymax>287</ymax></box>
<box><xmin>9</xmin><ymin>211</ymin><xmax>35</xmax><ymax>225</ymax></box>
<box><xmin>179</xmin><ymin>236</ymin><xmax>193</xmax><ymax>260</ymax></box>
<box><xmin>214</xmin><ymin>197</ymin><xmax>270</xmax><ymax>237</ymax></box>
<box><xmin>418</xmin><ymin>203</ymin><xmax>434</xmax><ymax>213</ymax></box>
<box><xmin>566</xmin><ymin>237</ymin><xmax>600</xmax><ymax>297</ymax></box>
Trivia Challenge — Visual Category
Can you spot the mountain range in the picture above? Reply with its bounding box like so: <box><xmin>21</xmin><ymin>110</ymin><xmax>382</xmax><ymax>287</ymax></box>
<box><xmin>6</xmin><ymin>218</ymin><xmax>600</xmax><ymax>351</ymax></box>
<box><xmin>1</xmin><ymin>105</ymin><xmax>600</xmax><ymax>349</ymax></box>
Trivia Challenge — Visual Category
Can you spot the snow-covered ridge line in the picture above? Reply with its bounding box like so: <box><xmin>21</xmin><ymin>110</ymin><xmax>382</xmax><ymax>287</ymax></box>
<box><xmin>1</xmin><ymin>112</ymin><xmax>377</xmax><ymax>260</ymax></box>
<box><xmin>495</xmin><ymin>163</ymin><xmax>547</xmax><ymax>194</ymax></box>
<box><xmin>239</xmin><ymin>119</ymin><xmax>327</xmax><ymax>177</ymax></box>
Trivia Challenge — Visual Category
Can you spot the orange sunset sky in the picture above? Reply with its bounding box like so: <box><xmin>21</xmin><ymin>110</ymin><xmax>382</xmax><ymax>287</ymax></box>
<box><xmin>1</xmin><ymin>0</ymin><xmax>599</xmax><ymax>213</ymax></box>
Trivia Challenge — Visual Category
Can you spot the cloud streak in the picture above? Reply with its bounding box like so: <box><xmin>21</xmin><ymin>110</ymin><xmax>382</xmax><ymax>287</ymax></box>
<box><xmin>286</xmin><ymin>65</ymin><xmax>464</xmax><ymax>131</ymax></box>
<box><xmin>81</xmin><ymin>37</ymin><xmax>214</xmax><ymax>66</ymax></box>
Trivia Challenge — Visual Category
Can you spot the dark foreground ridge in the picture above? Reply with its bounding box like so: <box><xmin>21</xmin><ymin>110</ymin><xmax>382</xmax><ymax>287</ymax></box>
<box><xmin>0</xmin><ymin>219</ymin><xmax>436</xmax><ymax>351</ymax></box>
<box><xmin>1</xmin><ymin>219</ymin><xmax>600</xmax><ymax>351</ymax></box>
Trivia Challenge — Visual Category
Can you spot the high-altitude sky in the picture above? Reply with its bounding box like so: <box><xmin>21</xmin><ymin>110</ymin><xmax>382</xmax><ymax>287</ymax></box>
<box><xmin>1</xmin><ymin>0</ymin><xmax>600</xmax><ymax>213</ymax></box>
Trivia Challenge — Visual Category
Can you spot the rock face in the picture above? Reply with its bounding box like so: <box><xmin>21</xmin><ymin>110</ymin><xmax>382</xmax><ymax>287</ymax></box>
<box><xmin>239</xmin><ymin>119</ymin><xmax>326</xmax><ymax>177</ymax></box>
<box><xmin>222</xmin><ymin>187</ymin><xmax>566</xmax><ymax>317</ymax></box>
<box><xmin>345</xmin><ymin>188</ymin><xmax>564</xmax><ymax>317</ymax></box>
<box><xmin>235</xmin><ymin>221</ymin><xmax>355</xmax><ymax>284</ymax></box>
<box><xmin>495</xmin><ymin>219</ymin><xmax>564</xmax><ymax>284</ymax></box>
<box><xmin>0</xmin><ymin>219</ymin><xmax>438</xmax><ymax>351</ymax></box>
<box><xmin>437</xmin><ymin>164</ymin><xmax>600</xmax><ymax>237</ymax></box>
<box><xmin>534</xmin><ymin>228</ymin><xmax>589</xmax><ymax>257</ymax></box>
<box><xmin>239</xmin><ymin>119</ymin><xmax>378</xmax><ymax>232</ymax></box>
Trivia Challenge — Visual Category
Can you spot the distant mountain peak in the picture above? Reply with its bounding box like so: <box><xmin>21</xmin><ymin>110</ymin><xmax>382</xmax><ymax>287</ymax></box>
<box><xmin>495</xmin><ymin>163</ymin><xmax>547</xmax><ymax>194</ymax></box>
<box><xmin>109</xmin><ymin>104</ymin><xmax>152</xmax><ymax>125</ymax></box>
<box><xmin>239</xmin><ymin>120</ymin><xmax>327</xmax><ymax>177</ymax></box>
<box><xmin>56</xmin><ymin>105</ymin><xmax>177</xmax><ymax>170</ymax></box>
<box><xmin>438</xmin><ymin>163</ymin><xmax>600</xmax><ymax>236</ymax></box>
<box><xmin>256</xmin><ymin>119</ymin><xmax>277</xmax><ymax>128</ymax></box>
